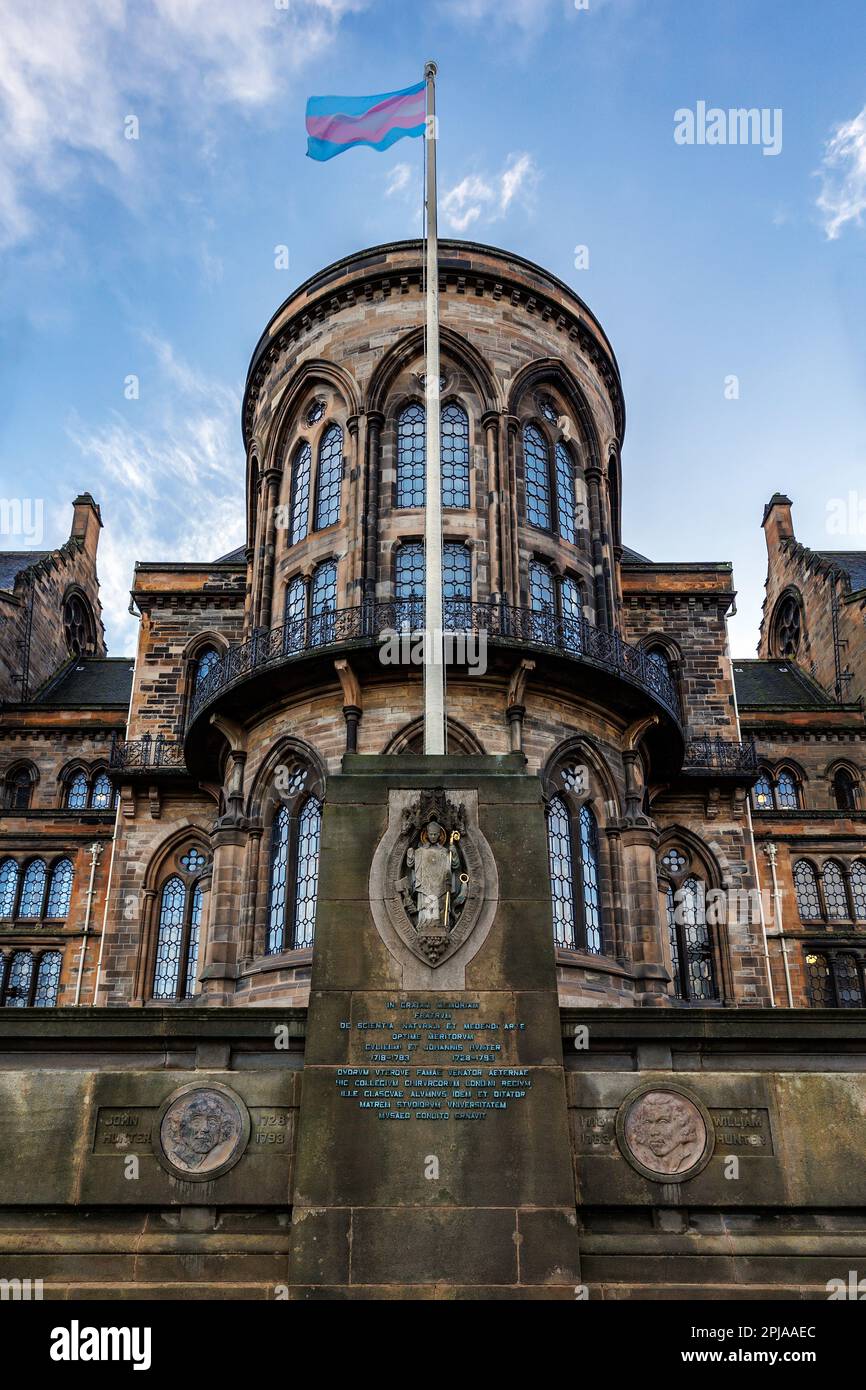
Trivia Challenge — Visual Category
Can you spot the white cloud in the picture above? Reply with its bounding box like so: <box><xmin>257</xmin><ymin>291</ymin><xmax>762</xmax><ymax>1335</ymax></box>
<box><xmin>385</xmin><ymin>162</ymin><xmax>413</xmax><ymax>198</ymax></box>
<box><xmin>0</xmin><ymin>0</ymin><xmax>364</xmax><ymax>248</ymax></box>
<box><xmin>816</xmin><ymin>104</ymin><xmax>866</xmax><ymax>240</ymax></box>
<box><xmin>441</xmin><ymin>153</ymin><xmax>539</xmax><ymax>232</ymax></box>
<box><xmin>67</xmin><ymin>333</ymin><xmax>244</xmax><ymax>652</ymax></box>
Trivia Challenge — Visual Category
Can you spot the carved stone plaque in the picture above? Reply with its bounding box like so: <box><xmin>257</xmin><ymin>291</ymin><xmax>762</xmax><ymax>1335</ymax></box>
<box><xmin>154</xmin><ymin>1083</ymin><xmax>250</xmax><ymax>1181</ymax></box>
<box><xmin>616</xmin><ymin>1084</ymin><xmax>714</xmax><ymax>1182</ymax></box>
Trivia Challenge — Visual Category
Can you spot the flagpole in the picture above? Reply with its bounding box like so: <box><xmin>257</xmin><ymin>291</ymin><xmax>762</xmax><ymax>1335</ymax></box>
<box><xmin>423</xmin><ymin>58</ymin><xmax>445</xmax><ymax>755</ymax></box>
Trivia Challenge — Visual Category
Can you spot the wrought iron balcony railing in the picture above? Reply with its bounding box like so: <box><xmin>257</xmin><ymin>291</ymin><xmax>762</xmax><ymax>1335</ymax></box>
<box><xmin>187</xmin><ymin>599</ymin><xmax>681</xmax><ymax>726</ymax></box>
<box><xmin>110</xmin><ymin>735</ymin><xmax>186</xmax><ymax>773</ymax></box>
<box><xmin>681</xmin><ymin>735</ymin><xmax>758</xmax><ymax>774</ymax></box>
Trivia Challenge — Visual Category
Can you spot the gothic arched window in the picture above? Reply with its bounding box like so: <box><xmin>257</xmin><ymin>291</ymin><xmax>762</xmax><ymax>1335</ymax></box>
<box><xmin>19</xmin><ymin>860</ymin><xmax>46</xmax><ymax>918</ymax></box>
<box><xmin>194</xmin><ymin>647</ymin><xmax>219</xmax><ymax>694</ymax></box>
<box><xmin>395</xmin><ymin>543</ymin><xmax>425</xmax><ymax>629</ymax></box>
<box><xmin>771</xmin><ymin>592</ymin><xmax>802</xmax><ymax>659</ymax></box>
<box><xmin>546</xmin><ymin>797</ymin><xmax>603</xmax><ymax>955</ymax></box>
<box><xmin>7</xmin><ymin>766</ymin><xmax>34</xmax><ymax>810</ymax></box>
<box><xmin>560</xmin><ymin>575</ymin><xmax>583</xmax><ymax>652</ymax></box>
<box><xmin>63</xmin><ymin>592</ymin><xmax>95</xmax><ymax>657</ymax></box>
<box><xmin>793</xmin><ymin>860</ymin><xmax>821</xmax><ymax>920</ymax></box>
<box><xmin>443</xmin><ymin>543</ymin><xmax>471</xmax><ymax>628</ymax></box>
<box><xmin>283</xmin><ymin>575</ymin><xmax>306</xmax><ymax>654</ymax></box>
<box><xmin>91</xmin><ymin>772</ymin><xmax>113</xmax><ymax>810</ymax></box>
<box><xmin>0</xmin><ymin>860</ymin><xmax>19</xmax><ymax>916</ymax></box>
<box><xmin>66</xmin><ymin>772</ymin><xmax>89</xmax><ymax>810</ymax></box>
<box><xmin>851</xmin><ymin>861</ymin><xmax>866</xmax><ymax>920</ymax></box>
<box><xmin>523</xmin><ymin>424</ymin><xmax>552</xmax><ymax>530</ymax></box>
<box><xmin>832</xmin><ymin>767</ymin><xmax>858</xmax><ymax>812</ymax></box>
<box><xmin>554</xmin><ymin>442</ymin><xmax>578</xmax><ymax>545</ymax></box>
<box><xmin>659</xmin><ymin>846</ymin><xmax>719</xmax><ymax>1002</ymax></box>
<box><xmin>775</xmin><ymin>770</ymin><xmax>800</xmax><ymax>810</ymax></box>
<box><xmin>822</xmin><ymin>861</ymin><xmax>849</xmax><ymax>920</ymax></box>
<box><xmin>266</xmin><ymin>797</ymin><xmax>322</xmax><ymax>954</ymax></box>
<box><xmin>396</xmin><ymin>403</ymin><xmax>426</xmax><ymax>509</ymax></box>
<box><xmin>529</xmin><ymin>560</ymin><xmax>556</xmax><ymax>643</ymax></box>
<box><xmin>751</xmin><ymin>770</ymin><xmax>774</xmax><ymax>811</ymax></box>
<box><xmin>310</xmin><ymin>559</ymin><xmax>337</xmax><ymax>646</ymax></box>
<box><xmin>45</xmin><ymin>859</ymin><xmax>74</xmax><ymax>918</ymax></box>
<box><xmin>805</xmin><ymin>950</ymin><xmax>866</xmax><ymax>1009</ymax></box>
<box><xmin>314</xmin><ymin>424</ymin><xmax>343</xmax><ymax>530</ymax></box>
<box><xmin>34</xmin><ymin>951</ymin><xmax>62</xmax><ymax>1007</ymax></box>
<box><xmin>152</xmin><ymin>872</ymin><xmax>204</xmax><ymax>1001</ymax></box>
<box><xmin>3</xmin><ymin>951</ymin><xmax>34</xmax><ymax>1007</ymax></box>
<box><xmin>288</xmin><ymin>441</ymin><xmax>312</xmax><ymax>545</ymax></box>
<box><xmin>441</xmin><ymin>404</ymin><xmax>470</xmax><ymax>509</ymax></box>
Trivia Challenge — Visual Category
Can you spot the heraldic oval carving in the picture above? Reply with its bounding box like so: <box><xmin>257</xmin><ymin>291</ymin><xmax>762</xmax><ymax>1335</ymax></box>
<box><xmin>369</xmin><ymin>788</ymin><xmax>498</xmax><ymax>978</ymax></box>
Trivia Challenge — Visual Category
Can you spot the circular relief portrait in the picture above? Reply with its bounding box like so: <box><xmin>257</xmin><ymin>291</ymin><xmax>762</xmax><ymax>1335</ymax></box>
<box><xmin>616</xmin><ymin>1085</ymin><xmax>713</xmax><ymax>1183</ymax></box>
<box><xmin>154</xmin><ymin>1083</ymin><xmax>250</xmax><ymax>1182</ymax></box>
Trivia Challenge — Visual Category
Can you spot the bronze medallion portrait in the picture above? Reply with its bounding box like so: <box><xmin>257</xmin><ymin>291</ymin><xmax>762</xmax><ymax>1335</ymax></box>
<box><xmin>154</xmin><ymin>1083</ymin><xmax>250</xmax><ymax>1181</ymax></box>
<box><xmin>616</xmin><ymin>1085</ymin><xmax>714</xmax><ymax>1182</ymax></box>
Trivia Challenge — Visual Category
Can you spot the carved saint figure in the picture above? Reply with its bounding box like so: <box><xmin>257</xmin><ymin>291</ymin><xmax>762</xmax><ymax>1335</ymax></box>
<box><xmin>406</xmin><ymin>819</ymin><xmax>467</xmax><ymax>933</ymax></box>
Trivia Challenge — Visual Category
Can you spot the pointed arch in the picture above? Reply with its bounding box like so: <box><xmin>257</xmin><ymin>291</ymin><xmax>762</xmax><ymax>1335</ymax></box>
<box><xmin>507</xmin><ymin>358</ymin><xmax>603</xmax><ymax>471</ymax></box>
<box><xmin>366</xmin><ymin>324</ymin><xmax>502</xmax><ymax>416</ymax></box>
<box><xmin>262</xmin><ymin>358</ymin><xmax>361</xmax><ymax>465</ymax></box>
<box><xmin>381</xmin><ymin>716</ymin><xmax>486</xmax><ymax>756</ymax></box>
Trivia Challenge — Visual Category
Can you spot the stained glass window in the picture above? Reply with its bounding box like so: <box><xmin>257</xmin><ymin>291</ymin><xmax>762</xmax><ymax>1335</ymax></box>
<box><xmin>46</xmin><ymin>859</ymin><xmax>74</xmax><ymax>918</ymax></box>
<box><xmin>91</xmin><ymin>773</ymin><xmax>113</xmax><ymax>810</ymax></box>
<box><xmin>34</xmin><ymin>952</ymin><xmax>62</xmax><ymax>1007</ymax></box>
<box><xmin>443</xmin><ymin>544</ymin><xmax>471</xmax><ymax>629</ymax></box>
<box><xmin>289</xmin><ymin>441</ymin><xmax>312</xmax><ymax>545</ymax></box>
<box><xmin>822</xmin><ymin>861</ymin><xmax>848</xmax><ymax>919</ymax></box>
<box><xmin>547</xmin><ymin>795</ymin><xmax>576</xmax><ymax>949</ymax></box>
<box><xmin>441</xmin><ymin>404</ymin><xmax>470</xmax><ymax>509</ymax></box>
<box><xmin>793</xmin><ymin>860</ymin><xmax>821</xmax><ymax>920</ymax></box>
<box><xmin>19</xmin><ymin>860</ymin><xmax>46</xmax><ymax>917</ymax></box>
<box><xmin>5</xmin><ymin>951</ymin><xmax>33</xmax><ymax>1007</ymax></box>
<box><xmin>396</xmin><ymin>403</ymin><xmax>426</xmax><ymax>509</ymax></box>
<box><xmin>851</xmin><ymin>861</ymin><xmax>866</xmax><ymax>921</ymax></box>
<box><xmin>776</xmin><ymin>770</ymin><xmax>799</xmax><ymax>810</ymax></box>
<box><xmin>752</xmin><ymin>771</ymin><xmax>773</xmax><ymax>811</ymax></box>
<box><xmin>396</xmin><ymin>543</ymin><xmax>425</xmax><ymax>630</ymax></box>
<box><xmin>578</xmin><ymin>805</ymin><xmax>602</xmax><ymax>955</ymax></box>
<box><xmin>555</xmin><ymin>443</ymin><xmax>578</xmax><ymax>545</ymax></box>
<box><xmin>310</xmin><ymin>560</ymin><xmax>337</xmax><ymax>646</ymax></box>
<box><xmin>293</xmin><ymin>797</ymin><xmax>321</xmax><ymax>950</ymax></box>
<box><xmin>0</xmin><ymin>860</ymin><xmax>18</xmax><ymax>917</ymax></box>
<box><xmin>267</xmin><ymin>805</ymin><xmax>290</xmax><ymax>954</ymax></box>
<box><xmin>523</xmin><ymin>424</ymin><xmax>552</xmax><ymax>529</ymax></box>
<box><xmin>314</xmin><ymin>424</ymin><xmax>343</xmax><ymax>530</ymax></box>
<box><xmin>152</xmin><ymin>876</ymin><xmax>187</xmax><ymax>1000</ymax></box>
<box><xmin>67</xmin><ymin>772</ymin><xmax>88</xmax><ymax>810</ymax></box>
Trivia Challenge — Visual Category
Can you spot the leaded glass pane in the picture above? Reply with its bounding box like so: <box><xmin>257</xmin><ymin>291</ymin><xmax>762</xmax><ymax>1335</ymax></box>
<box><xmin>547</xmin><ymin>795</ymin><xmax>576</xmax><ymax>949</ymax></box>
<box><xmin>396</xmin><ymin>543</ymin><xmax>425</xmax><ymax>630</ymax></box>
<box><xmin>310</xmin><ymin>560</ymin><xmax>337</xmax><ymax>646</ymax></box>
<box><xmin>555</xmin><ymin>443</ymin><xmax>578</xmax><ymax>544</ymax></box>
<box><xmin>441</xmin><ymin>404</ymin><xmax>470</xmax><ymax>509</ymax></box>
<box><xmin>152</xmin><ymin>876</ymin><xmax>186</xmax><ymax>1000</ymax></box>
<box><xmin>180</xmin><ymin>848</ymin><xmax>207</xmax><ymax>873</ymax></box>
<box><xmin>578</xmin><ymin>804</ymin><xmax>602</xmax><ymax>955</ymax></box>
<box><xmin>443</xmin><ymin>544</ymin><xmax>471</xmax><ymax>629</ymax></box>
<box><xmin>833</xmin><ymin>954</ymin><xmax>865</xmax><ymax>1008</ymax></box>
<box><xmin>529</xmin><ymin>562</ymin><xmax>556</xmax><ymax>644</ymax></box>
<box><xmin>46</xmin><ymin>859</ymin><xmax>74</xmax><ymax>918</ymax></box>
<box><xmin>679</xmin><ymin>876</ymin><xmax>717</xmax><ymax>1001</ymax></box>
<box><xmin>0</xmin><ymin>860</ymin><xmax>18</xmax><ymax>917</ymax></box>
<box><xmin>314</xmin><ymin>424</ymin><xmax>343</xmax><ymax>530</ymax></box>
<box><xmin>195</xmin><ymin>648</ymin><xmax>219</xmax><ymax>693</ymax></box>
<box><xmin>91</xmin><ymin>773</ymin><xmax>113</xmax><ymax>809</ymax></box>
<box><xmin>306</xmin><ymin>398</ymin><xmax>325</xmax><ymax>425</ymax></box>
<box><xmin>19</xmin><ymin>860</ymin><xmax>46</xmax><ymax>917</ymax></box>
<box><xmin>776</xmin><ymin>771</ymin><xmax>799</xmax><ymax>810</ymax></box>
<box><xmin>752</xmin><ymin>772</ymin><xmax>773</xmax><ymax>811</ymax></box>
<box><xmin>289</xmin><ymin>441</ymin><xmax>312</xmax><ymax>545</ymax></box>
<box><xmin>5</xmin><ymin>951</ymin><xmax>32</xmax><ymax>1007</ymax></box>
<box><xmin>851</xmin><ymin>861</ymin><xmax>866</xmax><ymax>921</ymax></box>
<box><xmin>267</xmin><ymin>806</ymin><xmax>290</xmax><ymax>954</ymax></box>
<box><xmin>666</xmin><ymin>885</ymin><xmax>684</xmax><ymax>1000</ymax></box>
<box><xmin>283</xmin><ymin>575</ymin><xmax>306</xmax><ymax>654</ymax></box>
<box><xmin>34</xmin><ymin>951</ymin><xmax>62</xmax><ymax>1007</ymax></box>
<box><xmin>396</xmin><ymin>404</ymin><xmax>426</xmax><ymax>509</ymax></box>
<box><xmin>805</xmin><ymin>951</ymin><xmax>833</xmax><ymax>1007</ymax></box>
<box><xmin>184</xmin><ymin>884</ymin><xmax>203</xmax><ymax>998</ymax></box>
<box><xmin>293</xmin><ymin>797</ymin><xmax>321</xmax><ymax>949</ymax></box>
<box><xmin>823</xmin><ymin>861</ymin><xmax>848</xmax><ymax>919</ymax></box>
<box><xmin>0</xmin><ymin>953</ymin><xmax>5</xmax><ymax>999</ymax></box>
<box><xmin>793</xmin><ymin>861</ymin><xmax>821</xmax><ymax>920</ymax></box>
<box><xmin>523</xmin><ymin>424</ymin><xmax>552</xmax><ymax>529</ymax></box>
<box><xmin>661</xmin><ymin>848</ymin><xmax>687</xmax><ymax>875</ymax></box>
<box><xmin>67</xmin><ymin>772</ymin><xmax>88</xmax><ymax>810</ymax></box>
<box><xmin>560</xmin><ymin>576</ymin><xmax>582</xmax><ymax>652</ymax></box>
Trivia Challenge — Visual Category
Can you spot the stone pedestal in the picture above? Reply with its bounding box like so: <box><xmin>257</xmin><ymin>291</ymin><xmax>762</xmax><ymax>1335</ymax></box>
<box><xmin>286</xmin><ymin>754</ymin><xmax>580</xmax><ymax>1297</ymax></box>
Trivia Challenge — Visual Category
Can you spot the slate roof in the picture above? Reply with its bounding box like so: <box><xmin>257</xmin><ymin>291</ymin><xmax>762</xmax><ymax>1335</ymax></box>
<box><xmin>816</xmin><ymin>551</ymin><xmax>866</xmax><ymax>592</ymax></box>
<box><xmin>36</xmin><ymin>658</ymin><xmax>135</xmax><ymax>707</ymax></box>
<box><xmin>213</xmin><ymin>545</ymin><xmax>246</xmax><ymax>564</ymax></box>
<box><xmin>0</xmin><ymin>551</ymin><xmax>49</xmax><ymax>592</ymax></box>
<box><xmin>621</xmin><ymin>545</ymin><xmax>651</xmax><ymax>564</ymax></box>
<box><xmin>733</xmin><ymin>659</ymin><xmax>833</xmax><ymax>709</ymax></box>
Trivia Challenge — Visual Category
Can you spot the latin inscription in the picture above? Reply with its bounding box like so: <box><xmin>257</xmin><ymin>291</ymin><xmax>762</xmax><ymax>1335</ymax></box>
<box><xmin>336</xmin><ymin>999</ymin><xmax>532</xmax><ymax>1121</ymax></box>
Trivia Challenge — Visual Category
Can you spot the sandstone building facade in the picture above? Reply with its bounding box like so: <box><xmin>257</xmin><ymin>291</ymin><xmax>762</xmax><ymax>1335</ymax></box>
<box><xmin>1</xmin><ymin>241</ymin><xmax>865</xmax><ymax>1299</ymax></box>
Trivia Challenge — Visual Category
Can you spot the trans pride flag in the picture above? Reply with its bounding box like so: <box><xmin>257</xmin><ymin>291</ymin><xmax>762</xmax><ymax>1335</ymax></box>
<box><xmin>305</xmin><ymin>80</ymin><xmax>425</xmax><ymax>162</ymax></box>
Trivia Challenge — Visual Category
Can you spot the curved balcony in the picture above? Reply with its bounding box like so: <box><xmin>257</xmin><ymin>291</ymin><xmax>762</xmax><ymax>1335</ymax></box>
<box><xmin>184</xmin><ymin>600</ymin><xmax>684</xmax><ymax>778</ymax></box>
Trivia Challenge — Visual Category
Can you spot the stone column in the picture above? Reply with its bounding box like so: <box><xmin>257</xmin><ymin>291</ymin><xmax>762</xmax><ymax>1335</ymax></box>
<box><xmin>363</xmin><ymin>411</ymin><xmax>385</xmax><ymax>599</ymax></box>
<box><xmin>257</xmin><ymin>468</ymin><xmax>281</xmax><ymax>630</ymax></box>
<box><xmin>502</xmin><ymin>414</ymin><xmax>521</xmax><ymax>605</ymax></box>
<box><xmin>481</xmin><ymin>411</ymin><xmax>501</xmax><ymax>602</ymax></box>
<box><xmin>585</xmin><ymin>464</ymin><xmax>610</xmax><ymax>631</ymax></box>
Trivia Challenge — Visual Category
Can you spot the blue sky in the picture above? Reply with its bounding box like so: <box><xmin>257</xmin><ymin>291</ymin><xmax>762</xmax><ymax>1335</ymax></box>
<box><xmin>1</xmin><ymin>0</ymin><xmax>865</xmax><ymax>657</ymax></box>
